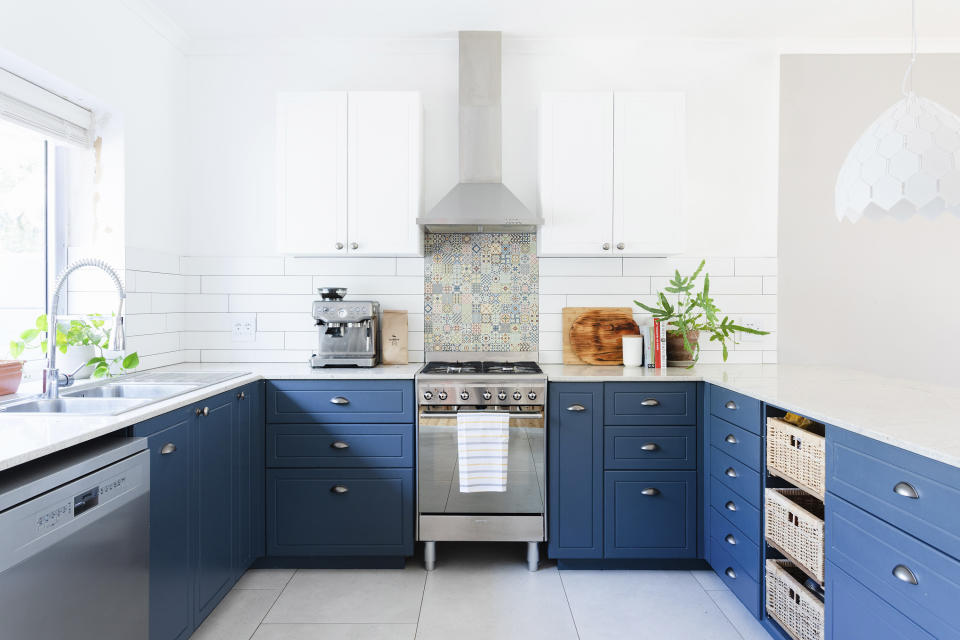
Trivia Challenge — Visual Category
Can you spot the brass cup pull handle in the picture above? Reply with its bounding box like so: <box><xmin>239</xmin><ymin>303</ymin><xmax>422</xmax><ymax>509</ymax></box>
<box><xmin>331</xmin><ymin>485</ymin><xmax>349</xmax><ymax>494</ymax></box>
<box><xmin>330</xmin><ymin>396</ymin><xmax>350</xmax><ymax>405</ymax></box>
<box><xmin>725</xmin><ymin>501</ymin><xmax>737</xmax><ymax>512</ymax></box>
<box><xmin>724</xmin><ymin>400</ymin><xmax>738</xmax><ymax>410</ymax></box>
<box><xmin>566</xmin><ymin>404</ymin><xmax>586</xmax><ymax>412</ymax></box>
<box><xmin>196</xmin><ymin>406</ymin><xmax>209</xmax><ymax>417</ymax></box>
<box><xmin>640</xmin><ymin>398</ymin><xmax>660</xmax><ymax>407</ymax></box>
<box><xmin>724</xmin><ymin>534</ymin><xmax>736</xmax><ymax>545</ymax></box>
<box><xmin>893</xmin><ymin>564</ymin><xmax>918</xmax><ymax>585</ymax></box>
<box><xmin>725</xmin><ymin>568</ymin><xmax>737</xmax><ymax>579</ymax></box>
<box><xmin>640</xmin><ymin>443</ymin><xmax>659</xmax><ymax>452</ymax></box>
<box><xmin>640</xmin><ymin>488</ymin><xmax>660</xmax><ymax>496</ymax></box>
<box><xmin>725</xmin><ymin>467</ymin><xmax>738</xmax><ymax>478</ymax></box>
<box><xmin>160</xmin><ymin>443</ymin><xmax>176</xmax><ymax>455</ymax></box>
<box><xmin>894</xmin><ymin>482</ymin><xmax>919</xmax><ymax>499</ymax></box>
<box><xmin>725</xmin><ymin>434</ymin><xmax>738</xmax><ymax>445</ymax></box>
<box><xmin>331</xmin><ymin>441</ymin><xmax>350</xmax><ymax>450</ymax></box>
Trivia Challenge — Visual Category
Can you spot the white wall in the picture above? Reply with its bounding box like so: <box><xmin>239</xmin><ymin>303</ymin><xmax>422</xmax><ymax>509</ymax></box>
<box><xmin>779</xmin><ymin>54</ymin><xmax>960</xmax><ymax>383</ymax></box>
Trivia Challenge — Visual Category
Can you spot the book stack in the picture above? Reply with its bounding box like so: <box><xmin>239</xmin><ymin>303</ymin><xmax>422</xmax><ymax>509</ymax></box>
<box><xmin>642</xmin><ymin>321</ymin><xmax>667</xmax><ymax>368</ymax></box>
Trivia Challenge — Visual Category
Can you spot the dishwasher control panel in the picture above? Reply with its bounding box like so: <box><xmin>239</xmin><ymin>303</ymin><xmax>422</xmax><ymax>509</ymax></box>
<box><xmin>33</xmin><ymin>472</ymin><xmax>130</xmax><ymax>534</ymax></box>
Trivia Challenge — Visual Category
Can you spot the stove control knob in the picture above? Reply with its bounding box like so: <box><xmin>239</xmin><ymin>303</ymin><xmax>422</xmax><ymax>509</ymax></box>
<box><xmin>423</xmin><ymin>391</ymin><xmax>433</xmax><ymax>401</ymax></box>
<box><xmin>497</xmin><ymin>391</ymin><xmax>508</xmax><ymax>401</ymax></box>
<box><xmin>438</xmin><ymin>391</ymin><xmax>448</xmax><ymax>401</ymax></box>
<box><xmin>482</xmin><ymin>391</ymin><xmax>492</xmax><ymax>401</ymax></box>
<box><xmin>528</xmin><ymin>391</ymin><xmax>538</xmax><ymax>401</ymax></box>
<box><xmin>512</xmin><ymin>391</ymin><xmax>522</xmax><ymax>401</ymax></box>
<box><xmin>459</xmin><ymin>391</ymin><xmax>470</xmax><ymax>401</ymax></box>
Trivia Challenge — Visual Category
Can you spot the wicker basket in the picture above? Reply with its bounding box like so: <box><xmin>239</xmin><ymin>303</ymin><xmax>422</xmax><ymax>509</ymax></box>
<box><xmin>766</xmin><ymin>417</ymin><xmax>826</xmax><ymax>499</ymax></box>
<box><xmin>765</xmin><ymin>488</ymin><xmax>825</xmax><ymax>584</ymax></box>
<box><xmin>766</xmin><ymin>559</ymin><xmax>825</xmax><ymax>640</ymax></box>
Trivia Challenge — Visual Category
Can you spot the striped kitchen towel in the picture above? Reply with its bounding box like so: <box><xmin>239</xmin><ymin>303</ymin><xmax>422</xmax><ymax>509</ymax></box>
<box><xmin>457</xmin><ymin>411</ymin><xmax>510</xmax><ymax>493</ymax></box>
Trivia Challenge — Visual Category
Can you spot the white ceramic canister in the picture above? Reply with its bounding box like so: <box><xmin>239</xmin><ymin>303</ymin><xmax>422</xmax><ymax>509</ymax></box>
<box><xmin>622</xmin><ymin>335</ymin><xmax>644</xmax><ymax>367</ymax></box>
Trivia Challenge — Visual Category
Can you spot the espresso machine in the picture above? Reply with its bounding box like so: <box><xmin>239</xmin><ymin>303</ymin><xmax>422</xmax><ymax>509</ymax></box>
<box><xmin>309</xmin><ymin>288</ymin><xmax>380</xmax><ymax>367</ymax></box>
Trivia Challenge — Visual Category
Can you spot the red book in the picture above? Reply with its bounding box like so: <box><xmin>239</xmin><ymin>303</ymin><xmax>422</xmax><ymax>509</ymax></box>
<box><xmin>653</xmin><ymin>319</ymin><xmax>662</xmax><ymax>368</ymax></box>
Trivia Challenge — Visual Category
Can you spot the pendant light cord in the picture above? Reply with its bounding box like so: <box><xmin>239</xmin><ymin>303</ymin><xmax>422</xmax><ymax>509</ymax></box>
<box><xmin>901</xmin><ymin>0</ymin><xmax>918</xmax><ymax>97</ymax></box>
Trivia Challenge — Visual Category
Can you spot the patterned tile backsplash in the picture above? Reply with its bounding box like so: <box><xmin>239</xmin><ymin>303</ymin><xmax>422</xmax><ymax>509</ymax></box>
<box><xmin>423</xmin><ymin>233</ymin><xmax>538</xmax><ymax>353</ymax></box>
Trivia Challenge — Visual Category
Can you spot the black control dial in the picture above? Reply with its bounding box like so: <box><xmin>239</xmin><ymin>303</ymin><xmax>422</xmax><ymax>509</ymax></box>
<box><xmin>512</xmin><ymin>391</ymin><xmax>522</xmax><ymax>401</ymax></box>
<box><xmin>528</xmin><ymin>391</ymin><xmax>537</xmax><ymax>400</ymax></box>
<box><xmin>459</xmin><ymin>391</ymin><xmax>470</xmax><ymax>401</ymax></box>
<box><xmin>497</xmin><ymin>391</ymin><xmax>507</xmax><ymax>401</ymax></box>
<box><xmin>423</xmin><ymin>391</ymin><xmax>433</xmax><ymax>400</ymax></box>
<box><xmin>438</xmin><ymin>391</ymin><xmax>448</xmax><ymax>400</ymax></box>
<box><xmin>482</xmin><ymin>391</ymin><xmax>492</xmax><ymax>400</ymax></box>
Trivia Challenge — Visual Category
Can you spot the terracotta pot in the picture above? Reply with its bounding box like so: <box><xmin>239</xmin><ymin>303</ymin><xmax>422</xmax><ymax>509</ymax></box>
<box><xmin>666</xmin><ymin>330</ymin><xmax>699</xmax><ymax>365</ymax></box>
<box><xmin>0</xmin><ymin>360</ymin><xmax>24</xmax><ymax>395</ymax></box>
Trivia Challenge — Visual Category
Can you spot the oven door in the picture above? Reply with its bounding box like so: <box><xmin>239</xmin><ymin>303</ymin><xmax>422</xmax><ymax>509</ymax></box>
<box><xmin>417</xmin><ymin>407</ymin><xmax>545</xmax><ymax>517</ymax></box>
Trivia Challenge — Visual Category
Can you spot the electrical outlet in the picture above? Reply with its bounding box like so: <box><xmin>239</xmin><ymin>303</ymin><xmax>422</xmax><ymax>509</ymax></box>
<box><xmin>231</xmin><ymin>314</ymin><xmax>256</xmax><ymax>342</ymax></box>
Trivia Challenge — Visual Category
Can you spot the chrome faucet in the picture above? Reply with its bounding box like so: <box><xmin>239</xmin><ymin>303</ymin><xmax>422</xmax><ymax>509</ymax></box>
<box><xmin>42</xmin><ymin>258</ymin><xmax>126</xmax><ymax>399</ymax></box>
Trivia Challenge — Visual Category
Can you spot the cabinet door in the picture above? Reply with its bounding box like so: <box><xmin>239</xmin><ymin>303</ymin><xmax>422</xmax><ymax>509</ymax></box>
<box><xmin>234</xmin><ymin>383</ymin><xmax>264</xmax><ymax>576</ymax></box>
<box><xmin>196</xmin><ymin>394</ymin><xmax>236</xmax><ymax>621</ymax></box>
<box><xmin>547</xmin><ymin>383</ymin><xmax>603</xmax><ymax>559</ymax></box>
<box><xmin>613</xmin><ymin>92</ymin><xmax>685</xmax><ymax>256</ymax></box>
<box><xmin>276</xmin><ymin>92</ymin><xmax>348</xmax><ymax>256</ymax></box>
<box><xmin>604</xmin><ymin>470</ymin><xmax>697</xmax><ymax>558</ymax></box>
<box><xmin>145</xmin><ymin>411</ymin><xmax>195</xmax><ymax>640</ymax></box>
<box><xmin>347</xmin><ymin>91</ymin><xmax>422</xmax><ymax>256</ymax></box>
<box><xmin>538</xmin><ymin>92</ymin><xmax>614</xmax><ymax>256</ymax></box>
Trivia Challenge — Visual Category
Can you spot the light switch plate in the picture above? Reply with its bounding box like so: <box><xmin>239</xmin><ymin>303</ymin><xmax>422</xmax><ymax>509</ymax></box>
<box><xmin>231</xmin><ymin>314</ymin><xmax>256</xmax><ymax>342</ymax></box>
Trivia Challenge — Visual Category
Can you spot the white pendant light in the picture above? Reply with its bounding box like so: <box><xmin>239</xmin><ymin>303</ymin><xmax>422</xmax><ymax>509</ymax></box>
<box><xmin>835</xmin><ymin>0</ymin><xmax>960</xmax><ymax>222</ymax></box>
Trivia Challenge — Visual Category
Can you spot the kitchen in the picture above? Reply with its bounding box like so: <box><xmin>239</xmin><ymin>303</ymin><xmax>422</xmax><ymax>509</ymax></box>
<box><xmin>0</xmin><ymin>1</ymin><xmax>959</xmax><ymax>639</ymax></box>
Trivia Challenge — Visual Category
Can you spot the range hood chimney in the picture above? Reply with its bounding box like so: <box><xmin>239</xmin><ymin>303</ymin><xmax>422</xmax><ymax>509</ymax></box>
<box><xmin>417</xmin><ymin>31</ymin><xmax>542</xmax><ymax>233</ymax></box>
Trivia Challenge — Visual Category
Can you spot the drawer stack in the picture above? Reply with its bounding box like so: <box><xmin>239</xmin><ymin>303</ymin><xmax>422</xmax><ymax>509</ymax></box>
<box><xmin>264</xmin><ymin>380</ymin><xmax>415</xmax><ymax>561</ymax></box>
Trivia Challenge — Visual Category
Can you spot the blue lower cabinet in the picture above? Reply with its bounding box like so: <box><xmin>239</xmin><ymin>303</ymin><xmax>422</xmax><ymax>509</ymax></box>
<box><xmin>709</xmin><ymin>477</ymin><xmax>761</xmax><ymax>545</ymax></box>
<box><xmin>266</xmin><ymin>380</ymin><xmax>414</xmax><ymax>424</ymax></box>
<box><xmin>709</xmin><ymin>446</ymin><xmax>761</xmax><ymax>506</ymax></box>
<box><xmin>267</xmin><ymin>468</ymin><xmax>414</xmax><ymax>556</ymax></box>
<box><xmin>604</xmin><ymin>425</ymin><xmax>697</xmax><ymax>470</ymax></box>
<box><xmin>708</xmin><ymin>415</ymin><xmax>761</xmax><ymax>472</ymax></box>
<box><xmin>266</xmin><ymin>423</ymin><xmax>413</xmax><ymax>468</ymax></box>
<box><xmin>826</xmin><ymin>562</ymin><xmax>934</xmax><ymax>640</ymax></box>
<box><xmin>604</xmin><ymin>470</ymin><xmax>697</xmax><ymax>558</ymax></box>
<box><xmin>235</xmin><ymin>383</ymin><xmax>265</xmax><ymax>576</ymax></box>
<box><xmin>709</xmin><ymin>508</ymin><xmax>760</xmax><ymax>581</ymax></box>
<box><xmin>710</xmin><ymin>537</ymin><xmax>761</xmax><ymax>618</ymax></box>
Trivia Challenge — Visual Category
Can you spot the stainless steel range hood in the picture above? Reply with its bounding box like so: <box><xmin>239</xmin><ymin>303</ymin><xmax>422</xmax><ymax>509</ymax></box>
<box><xmin>417</xmin><ymin>31</ymin><xmax>542</xmax><ymax>233</ymax></box>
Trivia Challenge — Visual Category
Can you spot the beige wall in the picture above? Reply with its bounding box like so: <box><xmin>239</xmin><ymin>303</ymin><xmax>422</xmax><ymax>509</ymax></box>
<box><xmin>779</xmin><ymin>54</ymin><xmax>960</xmax><ymax>384</ymax></box>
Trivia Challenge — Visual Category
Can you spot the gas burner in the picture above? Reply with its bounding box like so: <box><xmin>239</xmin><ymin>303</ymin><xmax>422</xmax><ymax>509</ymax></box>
<box><xmin>420</xmin><ymin>361</ymin><xmax>543</xmax><ymax>376</ymax></box>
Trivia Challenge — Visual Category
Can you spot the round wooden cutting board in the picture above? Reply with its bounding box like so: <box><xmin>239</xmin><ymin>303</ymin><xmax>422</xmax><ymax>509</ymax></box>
<box><xmin>569</xmin><ymin>310</ymin><xmax>641</xmax><ymax>365</ymax></box>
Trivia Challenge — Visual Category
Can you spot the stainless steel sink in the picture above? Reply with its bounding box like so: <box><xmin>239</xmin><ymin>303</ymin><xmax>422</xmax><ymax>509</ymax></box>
<box><xmin>63</xmin><ymin>383</ymin><xmax>198</xmax><ymax>400</ymax></box>
<box><xmin>0</xmin><ymin>397</ymin><xmax>150</xmax><ymax>415</ymax></box>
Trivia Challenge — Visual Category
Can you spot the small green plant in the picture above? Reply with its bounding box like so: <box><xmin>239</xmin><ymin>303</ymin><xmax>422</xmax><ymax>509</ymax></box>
<box><xmin>634</xmin><ymin>260</ymin><xmax>770</xmax><ymax>364</ymax></box>
<box><xmin>9</xmin><ymin>314</ymin><xmax>139</xmax><ymax>378</ymax></box>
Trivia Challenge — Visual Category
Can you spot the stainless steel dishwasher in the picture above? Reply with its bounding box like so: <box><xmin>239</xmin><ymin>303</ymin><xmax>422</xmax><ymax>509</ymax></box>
<box><xmin>0</xmin><ymin>436</ymin><xmax>150</xmax><ymax>640</ymax></box>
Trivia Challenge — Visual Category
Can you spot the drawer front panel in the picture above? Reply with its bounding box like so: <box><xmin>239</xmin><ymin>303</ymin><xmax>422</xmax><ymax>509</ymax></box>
<box><xmin>710</xmin><ymin>446</ymin><xmax>761</xmax><ymax>505</ymax></box>
<box><xmin>827</xmin><ymin>495</ymin><xmax>960</xmax><ymax>638</ymax></box>
<box><xmin>604</xmin><ymin>426</ymin><xmax>696</xmax><ymax>470</ymax></box>
<box><xmin>709</xmin><ymin>507</ymin><xmax>761</xmax><ymax>581</ymax></box>
<box><xmin>266</xmin><ymin>380</ymin><xmax>414</xmax><ymax>424</ymax></box>
<box><xmin>266</xmin><ymin>468</ymin><xmax>414</xmax><ymax>556</ymax></box>
<box><xmin>710</xmin><ymin>537</ymin><xmax>761</xmax><ymax>618</ymax></box>
<box><xmin>603</xmin><ymin>383</ymin><xmax>696</xmax><ymax>425</ymax></box>
<box><xmin>710</xmin><ymin>477</ymin><xmax>761</xmax><ymax>545</ymax></box>
<box><xmin>826</xmin><ymin>562</ymin><xmax>934</xmax><ymax>640</ymax></box>
<box><xmin>708</xmin><ymin>386</ymin><xmax>762</xmax><ymax>435</ymax></box>
<box><xmin>267</xmin><ymin>423</ymin><xmax>413</xmax><ymax>468</ymax></box>
<box><xmin>603</xmin><ymin>470</ymin><xmax>697</xmax><ymax>558</ymax></box>
<box><xmin>828</xmin><ymin>426</ymin><xmax>960</xmax><ymax>561</ymax></box>
<box><xmin>708</xmin><ymin>415</ymin><xmax>761</xmax><ymax>472</ymax></box>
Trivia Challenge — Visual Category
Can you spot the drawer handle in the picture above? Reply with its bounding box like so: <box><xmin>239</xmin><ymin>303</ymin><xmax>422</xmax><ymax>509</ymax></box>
<box><xmin>725</xmin><ymin>500</ymin><xmax>738</xmax><ymax>512</ymax></box>
<box><xmin>893</xmin><ymin>564</ymin><xmax>918</xmax><ymax>585</ymax></box>
<box><xmin>640</xmin><ymin>398</ymin><xmax>660</xmax><ymax>407</ymax></box>
<box><xmin>640</xmin><ymin>443</ymin><xmax>659</xmax><ymax>452</ymax></box>
<box><xmin>725</xmin><ymin>400</ymin><xmax>738</xmax><ymax>410</ymax></box>
<box><xmin>160</xmin><ymin>443</ymin><xmax>176</xmax><ymax>455</ymax></box>
<box><xmin>237</xmin><ymin>391</ymin><xmax>246</xmax><ymax>400</ymax></box>
<box><xmin>725</xmin><ymin>567</ymin><xmax>737</xmax><ymax>579</ymax></box>
<box><xmin>330</xmin><ymin>396</ymin><xmax>350</xmax><ymax>405</ymax></box>
<box><xmin>724</xmin><ymin>533</ymin><xmax>737</xmax><ymax>545</ymax></box>
<box><xmin>724</xmin><ymin>434</ymin><xmax>738</xmax><ymax>445</ymax></box>
<box><xmin>195</xmin><ymin>406</ymin><xmax>209</xmax><ymax>417</ymax></box>
<box><xmin>725</xmin><ymin>467</ymin><xmax>738</xmax><ymax>478</ymax></box>
<box><xmin>640</xmin><ymin>488</ymin><xmax>660</xmax><ymax>496</ymax></box>
<box><xmin>893</xmin><ymin>482</ymin><xmax>919</xmax><ymax>499</ymax></box>
<box><xmin>566</xmin><ymin>404</ymin><xmax>586</xmax><ymax>412</ymax></box>
<box><xmin>331</xmin><ymin>485</ymin><xmax>349</xmax><ymax>494</ymax></box>
<box><xmin>331</xmin><ymin>441</ymin><xmax>350</xmax><ymax>450</ymax></box>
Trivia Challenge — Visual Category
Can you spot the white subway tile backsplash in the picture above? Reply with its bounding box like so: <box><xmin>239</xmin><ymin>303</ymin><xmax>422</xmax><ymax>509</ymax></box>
<box><xmin>133</xmin><ymin>272</ymin><xmax>199</xmax><ymax>294</ymax></box>
<box><xmin>708</xmin><ymin>295</ymin><xmax>777</xmax><ymax>315</ymax></box>
<box><xmin>566</xmin><ymin>294</ymin><xmax>655</xmax><ymax>309</ymax></box>
<box><xmin>137</xmin><ymin>350</ymin><xmax>192</xmax><ymax>370</ymax></box>
<box><xmin>539</xmin><ymin>314</ymin><xmax>562</xmax><ymax>333</ymax></box>
<box><xmin>181</xmin><ymin>256</ymin><xmax>284</xmax><ymax>276</ymax></box>
<box><xmin>283</xmin><ymin>331</ymin><xmax>317</xmax><ymax>350</ymax></box>
<box><xmin>255</xmin><ymin>313</ymin><xmax>315</xmax><ymax>333</ymax></box>
<box><xmin>284</xmin><ymin>256</ymin><xmax>396</xmax><ymax>276</ymax></box>
<box><xmin>126</xmin><ymin>332</ymin><xmax>180</xmax><ymax>356</ymax></box>
<box><xmin>125</xmin><ymin>246</ymin><xmax>181</xmax><ymax>274</ymax></box>
<box><xmin>178</xmin><ymin>312</ymin><xmax>249</xmax><ymax>332</ymax></box>
<box><xmin>310</xmin><ymin>275</ymin><xmax>423</xmax><ymax>295</ymax></box>
<box><xmin>763</xmin><ymin>276</ymin><xmax>778</xmax><ymax>295</ymax></box>
<box><xmin>539</xmin><ymin>258</ymin><xmax>622</xmax><ymax>277</ymax></box>
<box><xmin>539</xmin><ymin>331</ymin><xmax>563</xmax><ymax>352</ymax></box>
<box><xmin>396</xmin><ymin>258</ymin><xmax>425</xmax><ymax>276</ymax></box>
<box><xmin>623</xmin><ymin>257</ymin><xmax>735</xmax><ymax>277</ymax></box>
<box><xmin>651</xmin><ymin>276</ymin><xmax>762</xmax><ymax>295</ymax></box>
<box><xmin>540</xmin><ymin>276</ymin><xmax>650</xmax><ymax>296</ymax></box>
<box><xmin>124</xmin><ymin>314</ymin><xmax>167</xmax><ymax>337</ymax></box>
<box><xmin>735</xmin><ymin>257</ymin><xmax>777</xmax><ymax>276</ymax></box>
<box><xmin>201</xmin><ymin>275</ymin><xmax>313</xmax><ymax>294</ymax></box>
<box><xmin>228</xmin><ymin>294</ymin><xmax>315</xmax><ymax>313</ymax></box>
<box><xmin>539</xmin><ymin>295</ymin><xmax>565</xmax><ymax>314</ymax></box>
<box><xmin>181</xmin><ymin>331</ymin><xmax>285</xmax><ymax>350</ymax></box>
<box><xmin>200</xmin><ymin>349</ymin><xmax>309</xmax><ymax>363</ymax></box>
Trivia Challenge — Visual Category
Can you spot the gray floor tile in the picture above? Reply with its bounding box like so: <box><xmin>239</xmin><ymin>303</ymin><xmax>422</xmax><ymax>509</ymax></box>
<box><xmin>235</xmin><ymin>569</ymin><xmax>297</xmax><ymax>590</ymax></box>
<box><xmin>561</xmin><ymin>570</ymin><xmax>743</xmax><ymax>640</ymax></box>
<box><xmin>263</xmin><ymin>567</ymin><xmax>426</xmax><ymax>624</ymax></box>
<box><xmin>691</xmin><ymin>568</ymin><xmax>729</xmax><ymax>591</ymax></box>
<box><xmin>709</xmin><ymin>589</ymin><xmax>772</xmax><ymax>640</ymax></box>
<box><xmin>191</xmin><ymin>589</ymin><xmax>281</xmax><ymax>640</ymax></box>
<box><xmin>251</xmin><ymin>623</ymin><xmax>417</xmax><ymax>640</ymax></box>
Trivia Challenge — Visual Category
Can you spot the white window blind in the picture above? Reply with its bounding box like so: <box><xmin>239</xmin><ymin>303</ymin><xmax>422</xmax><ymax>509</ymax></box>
<box><xmin>0</xmin><ymin>68</ymin><xmax>93</xmax><ymax>147</ymax></box>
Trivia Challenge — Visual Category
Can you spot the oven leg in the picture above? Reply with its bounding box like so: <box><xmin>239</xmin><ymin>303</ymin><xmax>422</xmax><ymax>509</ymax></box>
<box><xmin>424</xmin><ymin>541</ymin><xmax>436</xmax><ymax>571</ymax></box>
<box><xmin>526</xmin><ymin>541</ymin><xmax>539</xmax><ymax>572</ymax></box>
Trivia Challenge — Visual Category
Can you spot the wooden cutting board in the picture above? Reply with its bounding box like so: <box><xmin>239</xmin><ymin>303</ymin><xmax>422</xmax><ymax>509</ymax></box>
<box><xmin>562</xmin><ymin>307</ymin><xmax>639</xmax><ymax>365</ymax></box>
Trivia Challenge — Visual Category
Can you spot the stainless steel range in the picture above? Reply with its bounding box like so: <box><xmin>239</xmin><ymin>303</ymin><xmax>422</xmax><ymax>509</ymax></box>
<box><xmin>416</xmin><ymin>355</ymin><xmax>547</xmax><ymax>571</ymax></box>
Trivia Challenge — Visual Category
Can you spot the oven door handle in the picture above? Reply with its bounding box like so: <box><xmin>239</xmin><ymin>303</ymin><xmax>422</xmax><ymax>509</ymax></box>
<box><xmin>419</xmin><ymin>411</ymin><xmax>544</xmax><ymax>420</ymax></box>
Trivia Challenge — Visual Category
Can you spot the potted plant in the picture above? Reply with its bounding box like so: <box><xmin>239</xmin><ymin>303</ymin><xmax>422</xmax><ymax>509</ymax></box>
<box><xmin>9</xmin><ymin>314</ymin><xmax>139</xmax><ymax>378</ymax></box>
<box><xmin>634</xmin><ymin>260</ymin><xmax>770</xmax><ymax>366</ymax></box>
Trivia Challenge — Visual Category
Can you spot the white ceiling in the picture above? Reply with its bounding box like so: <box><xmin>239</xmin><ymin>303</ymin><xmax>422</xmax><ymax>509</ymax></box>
<box><xmin>146</xmin><ymin>0</ymin><xmax>960</xmax><ymax>42</ymax></box>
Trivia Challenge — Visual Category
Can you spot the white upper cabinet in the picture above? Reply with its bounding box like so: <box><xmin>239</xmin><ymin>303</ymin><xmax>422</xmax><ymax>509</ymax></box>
<box><xmin>538</xmin><ymin>92</ymin><xmax>614</xmax><ymax>256</ymax></box>
<box><xmin>275</xmin><ymin>91</ymin><xmax>422</xmax><ymax>256</ymax></box>
<box><xmin>537</xmin><ymin>91</ymin><xmax>686</xmax><ymax>257</ymax></box>
<box><xmin>276</xmin><ymin>92</ymin><xmax>348</xmax><ymax>256</ymax></box>
<box><xmin>348</xmin><ymin>92</ymin><xmax>422</xmax><ymax>256</ymax></box>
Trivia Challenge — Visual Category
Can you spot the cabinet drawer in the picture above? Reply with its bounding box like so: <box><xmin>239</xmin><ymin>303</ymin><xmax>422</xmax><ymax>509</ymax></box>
<box><xmin>266</xmin><ymin>468</ymin><xmax>413</xmax><ymax>556</ymax></box>
<box><xmin>710</xmin><ymin>537</ymin><xmax>761</xmax><ymax>619</ymax></box>
<box><xmin>266</xmin><ymin>380</ymin><xmax>414</xmax><ymax>424</ymax></box>
<box><xmin>708</xmin><ymin>415</ymin><xmax>761</xmax><ymax>471</ymax></box>
<box><xmin>603</xmin><ymin>383</ymin><xmax>696</xmax><ymax>425</ymax></box>
<box><xmin>710</xmin><ymin>446</ymin><xmax>761</xmax><ymax>505</ymax></box>
<box><xmin>710</xmin><ymin>477</ymin><xmax>760</xmax><ymax>545</ymax></box>
<box><xmin>826</xmin><ymin>562</ymin><xmax>934</xmax><ymax>640</ymax></box>
<box><xmin>826</xmin><ymin>495</ymin><xmax>960</xmax><ymax>638</ymax></box>
<box><xmin>827</xmin><ymin>426</ymin><xmax>960</xmax><ymax>561</ymax></box>
<box><xmin>709</xmin><ymin>508</ymin><xmax>760</xmax><ymax>581</ymax></box>
<box><xmin>603</xmin><ymin>470</ymin><xmax>697</xmax><ymax>558</ymax></box>
<box><xmin>708</xmin><ymin>386</ymin><xmax>762</xmax><ymax>435</ymax></box>
<box><xmin>266</xmin><ymin>423</ymin><xmax>413</xmax><ymax>468</ymax></box>
<box><xmin>604</xmin><ymin>426</ymin><xmax>696</xmax><ymax>470</ymax></box>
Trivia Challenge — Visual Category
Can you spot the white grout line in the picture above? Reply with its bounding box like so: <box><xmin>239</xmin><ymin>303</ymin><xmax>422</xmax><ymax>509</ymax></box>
<box><xmin>557</xmin><ymin>570</ymin><xmax>583</xmax><ymax>640</ymax></box>
<box><xmin>692</xmin><ymin>570</ymin><xmax>747</xmax><ymax>640</ymax></box>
